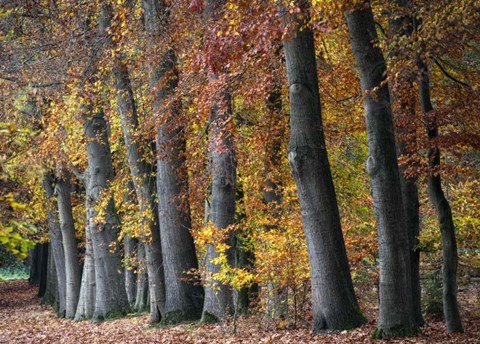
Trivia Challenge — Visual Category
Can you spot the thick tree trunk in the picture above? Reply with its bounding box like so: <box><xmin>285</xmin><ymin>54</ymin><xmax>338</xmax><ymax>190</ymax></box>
<box><xmin>155</xmin><ymin>54</ymin><xmax>204</xmax><ymax>324</ymax></box>
<box><xmin>41</xmin><ymin>244</ymin><xmax>58</xmax><ymax>306</ymax></box>
<box><xmin>74</xmin><ymin>198</ymin><xmax>96</xmax><ymax>321</ymax></box>
<box><xmin>418</xmin><ymin>63</ymin><xmax>464</xmax><ymax>333</ymax></box>
<box><xmin>43</xmin><ymin>173</ymin><xmax>67</xmax><ymax>317</ymax></box>
<box><xmin>112</xmin><ymin>56</ymin><xmax>166</xmax><ymax>324</ymax></box>
<box><xmin>387</xmin><ymin>1</ymin><xmax>424</xmax><ymax>327</ymax></box>
<box><xmin>140</xmin><ymin>0</ymin><xmax>204</xmax><ymax>324</ymax></box>
<box><xmin>124</xmin><ymin>234</ymin><xmax>137</xmax><ymax>306</ymax></box>
<box><xmin>134</xmin><ymin>243</ymin><xmax>149</xmax><ymax>312</ymax></box>
<box><xmin>200</xmin><ymin>0</ymin><xmax>237</xmax><ymax>324</ymax></box>
<box><xmin>55</xmin><ymin>173</ymin><xmax>81</xmax><ymax>318</ymax></box>
<box><xmin>282</xmin><ymin>1</ymin><xmax>365</xmax><ymax>332</ymax></box>
<box><xmin>345</xmin><ymin>5</ymin><xmax>417</xmax><ymax>338</ymax></box>
<box><xmin>85</xmin><ymin>114</ymin><xmax>129</xmax><ymax>322</ymax></box>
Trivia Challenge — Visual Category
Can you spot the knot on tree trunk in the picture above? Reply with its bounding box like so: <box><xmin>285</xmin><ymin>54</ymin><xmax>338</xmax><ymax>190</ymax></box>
<box><xmin>366</xmin><ymin>154</ymin><xmax>378</xmax><ymax>176</ymax></box>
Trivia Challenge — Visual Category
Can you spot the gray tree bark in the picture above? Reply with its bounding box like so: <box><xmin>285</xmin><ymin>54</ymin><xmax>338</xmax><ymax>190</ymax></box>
<box><xmin>43</xmin><ymin>173</ymin><xmax>67</xmax><ymax>318</ymax></box>
<box><xmin>387</xmin><ymin>0</ymin><xmax>424</xmax><ymax>327</ymax></box>
<box><xmin>85</xmin><ymin>114</ymin><xmax>129</xmax><ymax>322</ymax></box>
<box><xmin>55</xmin><ymin>172</ymin><xmax>81</xmax><ymax>319</ymax></box>
<box><xmin>41</xmin><ymin>244</ymin><xmax>58</xmax><ymax>307</ymax></box>
<box><xmin>74</xmin><ymin>197</ymin><xmax>96</xmax><ymax>321</ymax></box>
<box><xmin>345</xmin><ymin>4</ymin><xmax>417</xmax><ymax>338</ymax></box>
<box><xmin>124</xmin><ymin>234</ymin><xmax>137</xmax><ymax>306</ymax></box>
<box><xmin>282</xmin><ymin>1</ymin><xmax>365</xmax><ymax>332</ymax></box>
<box><xmin>101</xmin><ymin>2</ymin><xmax>166</xmax><ymax>323</ymax></box>
<box><xmin>418</xmin><ymin>61</ymin><xmax>464</xmax><ymax>333</ymax></box>
<box><xmin>141</xmin><ymin>0</ymin><xmax>204</xmax><ymax>324</ymax></box>
<box><xmin>134</xmin><ymin>243</ymin><xmax>149</xmax><ymax>312</ymax></box>
<box><xmin>199</xmin><ymin>0</ymin><xmax>237</xmax><ymax>324</ymax></box>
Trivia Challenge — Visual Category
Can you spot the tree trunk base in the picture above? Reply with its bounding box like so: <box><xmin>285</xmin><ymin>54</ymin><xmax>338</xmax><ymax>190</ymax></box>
<box><xmin>161</xmin><ymin>309</ymin><xmax>202</xmax><ymax>326</ymax></box>
<box><xmin>372</xmin><ymin>325</ymin><xmax>420</xmax><ymax>339</ymax></box>
<box><xmin>312</xmin><ymin>312</ymin><xmax>367</xmax><ymax>333</ymax></box>
<box><xmin>200</xmin><ymin>311</ymin><xmax>220</xmax><ymax>324</ymax></box>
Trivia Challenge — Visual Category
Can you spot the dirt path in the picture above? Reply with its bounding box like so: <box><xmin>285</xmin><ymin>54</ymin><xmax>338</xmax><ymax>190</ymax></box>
<box><xmin>0</xmin><ymin>280</ymin><xmax>479</xmax><ymax>343</ymax></box>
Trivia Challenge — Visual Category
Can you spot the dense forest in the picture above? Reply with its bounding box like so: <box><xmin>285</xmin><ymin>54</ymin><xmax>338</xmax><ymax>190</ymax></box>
<box><xmin>0</xmin><ymin>0</ymin><xmax>479</xmax><ymax>342</ymax></box>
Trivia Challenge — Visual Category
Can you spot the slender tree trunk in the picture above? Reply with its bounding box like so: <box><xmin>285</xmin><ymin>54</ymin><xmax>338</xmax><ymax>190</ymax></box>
<box><xmin>264</xmin><ymin>79</ymin><xmax>288</xmax><ymax>321</ymax></box>
<box><xmin>282</xmin><ymin>1</ymin><xmax>365</xmax><ymax>332</ymax></box>
<box><xmin>113</xmin><ymin>55</ymin><xmax>166</xmax><ymax>323</ymax></box>
<box><xmin>43</xmin><ymin>173</ymin><xmax>67</xmax><ymax>317</ymax></box>
<box><xmin>134</xmin><ymin>243</ymin><xmax>149</xmax><ymax>312</ymax></box>
<box><xmin>345</xmin><ymin>4</ymin><xmax>417</xmax><ymax>338</ymax></box>
<box><xmin>55</xmin><ymin>172</ymin><xmax>81</xmax><ymax>318</ymax></box>
<box><xmin>124</xmin><ymin>234</ymin><xmax>137</xmax><ymax>306</ymax></box>
<box><xmin>387</xmin><ymin>0</ymin><xmax>424</xmax><ymax>327</ymax></box>
<box><xmin>85</xmin><ymin>114</ymin><xmax>129</xmax><ymax>322</ymax></box>
<box><xmin>418</xmin><ymin>61</ymin><xmax>464</xmax><ymax>333</ymax></box>
<box><xmin>74</xmin><ymin>196</ymin><xmax>96</xmax><ymax>321</ymax></box>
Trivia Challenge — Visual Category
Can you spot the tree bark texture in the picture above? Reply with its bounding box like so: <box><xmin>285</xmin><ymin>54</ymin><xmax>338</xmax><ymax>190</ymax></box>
<box><xmin>85</xmin><ymin>114</ymin><xmax>129</xmax><ymax>322</ymax></box>
<box><xmin>124</xmin><ymin>234</ymin><xmax>137</xmax><ymax>306</ymax></box>
<box><xmin>282</xmin><ymin>1</ymin><xmax>365</xmax><ymax>332</ymax></box>
<box><xmin>114</xmin><ymin>58</ymin><xmax>165</xmax><ymax>324</ymax></box>
<box><xmin>55</xmin><ymin>173</ymin><xmax>81</xmax><ymax>319</ymax></box>
<box><xmin>345</xmin><ymin>4</ymin><xmax>417</xmax><ymax>338</ymax></box>
<box><xmin>74</xmin><ymin>195</ymin><xmax>96</xmax><ymax>321</ymax></box>
<box><xmin>41</xmin><ymin>244</ymin><xmax>58</xmax><ymax>307</ymax></box>
<box><xmin>418</xmin><ymin>62</ymin><xmax>464</xmax><ymax>333</ymax></box>
<box><xmin>43</xmin><ymin>173</ymin><xmax>67</xmax><ymax>317</ymax></box>
<box><xmin>141</xmin><ymin>8</ymin><xmax>205</xmax><ymax>319</ymax></box>
<box><xmin>134</xmin><ymin>243</ymin><xmax>149</xmax><ymax>312</ymax></box>
<box><xmin>201</xmin><ymin>0</ymin><xmax>237</xmax><ymax>323</ymax></box>
<box><xmin>387</xmin><ymin>0</ymin><xmax>424</xmax><ymax>326</ymax></box>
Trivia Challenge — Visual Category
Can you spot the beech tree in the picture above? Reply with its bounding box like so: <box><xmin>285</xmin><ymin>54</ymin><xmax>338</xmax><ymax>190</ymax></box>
<box><xmin>282</xmin><ymin>0</ymin><xmax>365</xmax><ymax>332</ymax></box>
<box><xmin>201</xmin><ymin>0</ymin><xmax>237</xmax><ymax>322</ymax></box>
<box><xmin>142</xmin><ymin>0</ymin><xmax>204</xmax><ymax>324</ymax></box>
<box><xmin>346</xmin><ymin>3</ymin><xmax>418</xmax><ymax>338</ymax></box>
<box><xmin>54</xmin><ymin>172</ymin><xmax>81</xmax><ymax>319</ymax></box>
<box><xmin>387</xmin><ymin>0</ymin><xmax>423</xmax><ymax>327</ymax></box>
<box><xmin>418</xmin><ymin>60</ymin><xmax>464</xmax><ymax>333</ymax></box>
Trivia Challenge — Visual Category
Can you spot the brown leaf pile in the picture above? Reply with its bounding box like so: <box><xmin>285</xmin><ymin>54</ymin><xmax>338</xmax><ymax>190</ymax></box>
<box><xmin>0</xmin><ymin>280</ymin><xmax>479</xmax><ymax>343</ymax></box>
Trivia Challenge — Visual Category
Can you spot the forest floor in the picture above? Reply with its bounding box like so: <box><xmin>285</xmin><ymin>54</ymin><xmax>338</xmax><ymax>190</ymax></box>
<box><xmin>0</xmin><ymin>280</ymin><xmax>479</xmax><ymax>343</ymax></box>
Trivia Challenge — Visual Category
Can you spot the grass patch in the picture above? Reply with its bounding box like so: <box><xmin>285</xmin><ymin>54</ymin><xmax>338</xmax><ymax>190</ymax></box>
<box><xmin>0</xmin><ymin>266</ymin><xmax>29</xmax><ymax>281</ymax></box>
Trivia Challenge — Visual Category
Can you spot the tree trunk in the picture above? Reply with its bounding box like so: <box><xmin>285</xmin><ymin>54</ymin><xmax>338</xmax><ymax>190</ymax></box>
<box><xmin>200</xmin><ymin>0</ymin><xmax>237</xmax><ymax>324</ymax></box>
<box><xmin>85</xmin><ymin>114</ymin><xmax>129</xmax><ymax>322</ymax></box>
<box><xmin>134</xmin><ymin>243</ymin><xmax>149</xmax><ymax>312</ymax></box>
<box><xmin>74</xmin><ymin>197</ymin><xmax>96</xmax><ymax>321</ymax></box>
<box><xmin>41</xmin><ymin>244</ymin><xmax>58</xmax><ymax>307</ymax></box>
<box><xmin>124</xmin><ymin>234</ymin><xmax>137</xmax><ymax>306</ymax></box>
<box><xmin>37</xmin><ymin>243</ymin><xmax>49</xmax><ymax>298</ymax></box>
<box><xmin>345</xmin><ymin>5</ymin><xmax>417</xmax><ymax>338</ymax></box>
<box><xmin>154</xmin><ymin>52</ymin><xmax>204</xmax><ymax>324</ymax></box>
<box><xmin>140</xmin><ymin>0</ymin><xmax>204</xmax><ymax>324</ymax></box>
<box><xmin>418</xmin><ymin>61</ymin><xmax>464</xmax><ymax>333</ymax></box>
<box><xmin>55</xmin><ymin>172</ymin><xmax>81</xmax><ymax>318</ymax></box>
<box><xmin>282</xmin><ymin>1</ymin><xmax>365</xmax><ymax>332</ymax></box>
<box><xmin>264</xmin><ymin>78</ymin><xmax>288</xmax><ymax>322</ymax></box>
<box><xmin>113</xmin><ymin>57</ymin><xmax>166</xmax><ymax>324</ymax></box>
<box><xmin>387</xmin><ymin>1</ymin><xmax>424</xmax><ymax>327</ymax></box>
<box><xmin>43</xmin><ymin>173</ymin><xmax>67</xmax><ymax>318</ymax></box>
